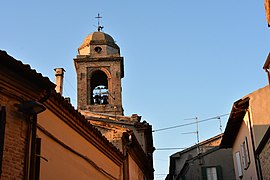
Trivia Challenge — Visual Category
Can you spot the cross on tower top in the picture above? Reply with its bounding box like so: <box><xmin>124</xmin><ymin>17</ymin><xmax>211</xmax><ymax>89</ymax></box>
<box><xmin>95</xmin><ymin>13</ymin><xmax>104</xmax><ymax>32</ymax></box>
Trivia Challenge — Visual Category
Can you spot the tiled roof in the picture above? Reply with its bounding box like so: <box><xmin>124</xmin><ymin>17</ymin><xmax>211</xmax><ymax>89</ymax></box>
<box><xmin>50</xmin><ymin>91</ymin><xmax>124</xmax><ymax>159</ymax></box>
<box><xmin>0</xmin><ymin>50</ymin><xmax>124</xmax><ymax>159</ymax></box>
<box><xmin>171</xmin><ymin>133</ymin><xmax>223</xmax><ymax>157</ymax></box>
<box><xmin>0</xmin><ymin>50</ymin><xmax>55</xmax><ymax>89</ymax></box>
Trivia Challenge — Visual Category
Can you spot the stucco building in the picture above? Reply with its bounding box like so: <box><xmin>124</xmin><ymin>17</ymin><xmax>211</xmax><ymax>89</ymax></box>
<box><xmin>166</xmin><ymin>134</ymin><xmax>235</xmax><ymax>180</ymax></box>
<box><xmin>220</xmin><ymin>54</ymin><xmax>270</xmax><ymax>180</ymax></box>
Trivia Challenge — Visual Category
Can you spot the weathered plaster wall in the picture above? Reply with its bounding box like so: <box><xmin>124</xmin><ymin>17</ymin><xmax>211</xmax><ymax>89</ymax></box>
<box><xmin>37</xmin><ymin>110</ymin><xmax>122</xmax><ymax>180</ymax></box>
<box><xmin>232</xmin><ymin>113</ymin><xmax>257</xmax><ymax>180</ymax></box>
<box><xmin>184</xmin><ymin>149</ymin><xmax>235</xmax><ymax>180</ymax></box>
<box><xmin>249</xmin><ymin>85</ymin><xmax>270</xmax><ymax>148</ymax></box>
<box><xmin>128</xmin><ymin>155</ymin><xmax>144</xmax><ymax>180</ymax></box>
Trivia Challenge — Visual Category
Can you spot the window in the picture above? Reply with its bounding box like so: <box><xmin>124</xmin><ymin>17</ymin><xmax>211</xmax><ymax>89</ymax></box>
<box><xmin>207</xmin><ymin>167</ymin><xmax>217</xmax><ymax>180</ymax></box>
<box><xmin>202</xmin><ymin>166</ymin><xmax>222</xmax><ymax>180</ymax></box>
<box><xmin>242</xmin><ymin>137</ymin><xmax>250</xmax><ymax>169</ymax></box>
<box><xmin>0</xmin><ymin>106</ymin><xmax>6</xmax><ymax>177</ymax></box>
<box><xmin>235</xmin><ymin>151</ymin><xmax>243</xmax><ymax>178</ymax></box>
<box><xmin>35</xmin><ymin>138</ymin><xmax>41</xmax><ymax>180</ymax></box>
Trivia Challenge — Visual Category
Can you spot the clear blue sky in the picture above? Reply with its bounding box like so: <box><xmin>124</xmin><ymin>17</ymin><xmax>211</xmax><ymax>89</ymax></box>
<box><xmin>1</xmin><ymin>1</ymin><xmax>269</xmax><ymax>179</ymax></box>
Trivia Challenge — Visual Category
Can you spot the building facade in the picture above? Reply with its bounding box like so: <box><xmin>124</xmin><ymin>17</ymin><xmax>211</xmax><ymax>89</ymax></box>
<box><xmin>221</xmin><ymin>53</ymin><xmax>270</xmax><ymax>180</ymax></box>
<box><xmin>166</xmin><ymin>134</ymin><xmax>235</xmax><ymax>180</ymax></box>
<box><xmin>0</xmin><ymin>26</ymin><xmax>155</xmax><ymax>180</ymax></box>
<box><xmin>221</xmin><ymin>86</ymin><xmax>270</xmax><ymax>180</ymax></box>
<box><xmin>0</xmin><ymin>50</ymin><xmax>125</xmax><ymax>180</ymax></box>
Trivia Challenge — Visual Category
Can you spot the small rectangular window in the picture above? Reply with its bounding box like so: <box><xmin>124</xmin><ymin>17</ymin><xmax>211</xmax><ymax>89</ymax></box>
<box><xmin>243</xmin><ymin>137</ymin><xmax>250</xmax><ymax>168</ymax></box>
<box><xmin>241</xmin><ymin>137</ymin><xmax>250</xmax><ymax>170</ymax></box>
<box><xmin>206</xmin><ymin>167</ymin><xmax>218</xmax><ymax>180</ymax></box>
<box><xmin>240</xmin><ymin>144</ymin><xmax>247</xmax><ymax>169</ymax></box>
<box><xmin>235</xmin><ymin>152</ymin><xmax>243</xmax><ymax>177</ymax></box>
<box><xmin>35</xmin><ymin>138</ymin><xmax>41</xmax><ymax>180</ymax></box>
<box><xmin>202</xmin><ymin>166</ymin><xmax>222</xmax><ymax>180</ymax></box>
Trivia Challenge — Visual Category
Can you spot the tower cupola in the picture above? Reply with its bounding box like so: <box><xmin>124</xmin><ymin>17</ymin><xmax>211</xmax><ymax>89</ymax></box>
<box><xmin>78</xmin><ymin>31</ymin><xmax>120</xmax><ymax>58</ymax></box>
<box><xmin>74</xmin><ymin>30</ymin><xmax>124</xmax><ymax>115</ymax></box>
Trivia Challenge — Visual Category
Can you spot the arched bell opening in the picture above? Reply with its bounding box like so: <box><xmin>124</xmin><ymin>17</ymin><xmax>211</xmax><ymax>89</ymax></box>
<box><xmin>89</xmin><ymin>70</ymin><xmax>109</xmax><ymax>105</ymax></box>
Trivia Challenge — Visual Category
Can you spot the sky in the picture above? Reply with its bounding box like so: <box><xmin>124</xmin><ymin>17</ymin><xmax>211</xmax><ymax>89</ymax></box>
<box><xmin>1</xmin><ymin>1</ymin><xmax>269</xmax><ymax>179</ymax></box>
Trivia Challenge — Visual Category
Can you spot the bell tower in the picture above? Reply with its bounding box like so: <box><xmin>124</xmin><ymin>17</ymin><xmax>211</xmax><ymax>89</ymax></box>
<box><xmin>74</xmin><ymin>26</ymin><xmax>124</xmax><ymax>115</ymax></box>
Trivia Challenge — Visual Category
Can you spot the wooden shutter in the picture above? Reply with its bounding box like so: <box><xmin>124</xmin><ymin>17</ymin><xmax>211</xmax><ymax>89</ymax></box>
<box><xmin>201</xmin><ymin>167</ymin><xmax>207</xmax><ymax>180</ymax></box>
<box><xmin>216</xmin><ymin>166</ymin><xmax>223</xmax><ymax>180</ymax></box>
<box><xmin>235</xmin><ymin>152</ymin><xmax>243</xmax><ymax>177</ymax></box>
<box><xmin>0</xmin><ymin>106</ymin><xmax>6</xmax><ymax>176</ymax></box>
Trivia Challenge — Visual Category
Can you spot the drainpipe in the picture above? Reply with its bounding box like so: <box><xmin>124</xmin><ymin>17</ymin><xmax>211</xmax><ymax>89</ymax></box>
<box><xmin>122</xmin><ymin>132</ymin><xmax>132</xmax><ymax>180</ymax></box>
<box><xmin>17</xmin><ymin>101</ymin><xmax>46</xmax><ymax>180</ymax></box>
<box><xmin>54</xmin><ymin>68</ymin><xmax>65</xmax><ymax>95</ymax></box>
<box><xmin>247</xmin><ymin>109</ymin><xmax>262</xmax><ymax>180</ymax></box>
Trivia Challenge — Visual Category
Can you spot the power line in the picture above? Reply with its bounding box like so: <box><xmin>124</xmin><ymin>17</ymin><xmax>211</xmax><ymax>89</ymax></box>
<box><xmin>152</xmin><ymin>113</ymin><xmax>229</xmax><ymax>132</ymax></box>
<box><xmin>156</xmin><ymin>147</ymin><xmax>186</xmax><ymax>150</ymax></box>
<box><xmin>64</xmin><ymin>76</ymin><xmax>77</xmax><ymax>94</ymax></box>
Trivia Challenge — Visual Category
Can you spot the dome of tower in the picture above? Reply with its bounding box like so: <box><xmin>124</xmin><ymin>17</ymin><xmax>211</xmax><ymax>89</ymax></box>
<box><xmin>78</xmin><ymin>31</ymin><xmax>119</xmax><ymax>51</ymax></box>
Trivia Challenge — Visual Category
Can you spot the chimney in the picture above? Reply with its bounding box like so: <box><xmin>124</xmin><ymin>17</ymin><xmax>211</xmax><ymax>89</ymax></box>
<box><xmin>263</xmin><ymin>53</ymin><xmax>270</xmax><ymax>84</ymax></box>
<box><xmin>54</xmin><ymin>68</ymin><xmax>65</xmax><ymax>95</ymax></box>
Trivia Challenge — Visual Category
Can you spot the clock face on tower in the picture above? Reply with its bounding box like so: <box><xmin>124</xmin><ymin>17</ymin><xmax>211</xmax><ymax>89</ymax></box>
<box><xmin>94</xmin><ymin>46</ymin><xmax>102</xmax><ymax>53</ymax></box>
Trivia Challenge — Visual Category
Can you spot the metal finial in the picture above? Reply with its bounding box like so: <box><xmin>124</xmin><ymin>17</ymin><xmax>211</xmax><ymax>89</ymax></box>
<box><xmin>95</xmin><ymin>13</ymin><xmax>104</xmax><ymax>32</ymax></box>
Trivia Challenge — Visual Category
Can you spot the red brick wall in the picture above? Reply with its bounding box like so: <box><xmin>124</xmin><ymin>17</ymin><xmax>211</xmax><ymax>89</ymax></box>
<box><xmin>0</xmin><ymin>95</ymin><xmax>28</xmax><ymax>179</ymax></box>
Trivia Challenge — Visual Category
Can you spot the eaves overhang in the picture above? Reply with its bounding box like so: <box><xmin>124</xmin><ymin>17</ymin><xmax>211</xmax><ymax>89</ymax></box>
<box><xmin>220</xmin><ymin>97</ymin><xmax>250</xmax><ymax>148</ymax></box>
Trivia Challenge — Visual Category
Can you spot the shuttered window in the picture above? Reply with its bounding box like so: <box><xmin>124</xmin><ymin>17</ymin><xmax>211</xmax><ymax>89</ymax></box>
<box><xmin>35</xmin><ymin>138</ymin><xmax>41</xmax><ymax>180</ymax></box>
<box><xmin>202</xmin><ymin>166</ymin><xmax>223</xmax><ymax>180</ymax></box>
<box><xmin>0</xmin><ymin>106</ymin><xmax>6</xmax><ymax>176</ymax></box>
<box><xmin>235</xmin><ymin>152</ymin><xmax>243</xmax><ymax>178</ymax></box>
<box><xmin>242</xmin><ymin>137</ymin><xmax>250</xmax><ymax>169</ymax></box>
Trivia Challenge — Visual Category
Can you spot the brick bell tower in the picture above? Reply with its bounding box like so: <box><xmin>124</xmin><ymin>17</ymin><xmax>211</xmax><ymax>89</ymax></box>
<box><xmin>74</xmin><ymin>23</ymin><xmax>124</xmax><ymax>115</ymax></box>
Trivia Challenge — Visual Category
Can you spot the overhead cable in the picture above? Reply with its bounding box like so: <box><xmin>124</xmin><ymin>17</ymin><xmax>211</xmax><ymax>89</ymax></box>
<box><xmin>152</xmin><ymin>113</ymin><xmax>229</xmax><ymax>132</ymax></box>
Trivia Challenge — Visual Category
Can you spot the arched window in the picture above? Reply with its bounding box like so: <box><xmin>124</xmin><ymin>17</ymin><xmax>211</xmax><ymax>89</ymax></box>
<box><xmin>89</xmin><ymin>70</ymin><xmax>108</xmax><ymax>105</ymax></box>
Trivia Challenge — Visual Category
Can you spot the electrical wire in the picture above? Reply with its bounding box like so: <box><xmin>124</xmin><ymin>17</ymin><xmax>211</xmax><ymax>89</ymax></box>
<box><xmin>64</xmin><ymin>76</ymin><xmax>77</xmax><ymax>94</ymax></box>
<box><xmin>152</xmin><ymin>113</ymin><xmax>229</xmax><ymax>132</ymax></box>
<box><xmin>155</xmin><ymin>147</ymin><xmax>186</xmax><ymax>150</ymax></box>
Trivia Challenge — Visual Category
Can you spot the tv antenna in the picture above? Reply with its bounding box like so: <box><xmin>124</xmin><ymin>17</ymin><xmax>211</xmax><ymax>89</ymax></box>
<box><xmin>182</xmin><ymin>117</ymin><xmax>200</xmax><ymax>154</ymax></box>
<box><xmin>218</xmin><ymin>116</ymin><xmax>223</xmax><ymax>133</ymax></box>
<box><xmin>95</xmin><ymin>13</ymin><xmax>104</xmax><ymax>32</ymax></box>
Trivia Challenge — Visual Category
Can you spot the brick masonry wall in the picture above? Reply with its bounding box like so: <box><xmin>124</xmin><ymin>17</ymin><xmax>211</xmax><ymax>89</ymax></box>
<box><xmin>75</xmin><ymin>57</ymin><xmax>123</xmax><ymax>115</ymax></box>
<box><xmin>260</xmin><ymin>138</ymin><xmax>270</xmax><ymax>180</ymax></box>
<box><xmin>0</xmin><ymin>94</ymin><xmax>28</xmax><ymax>180</ymax></box>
